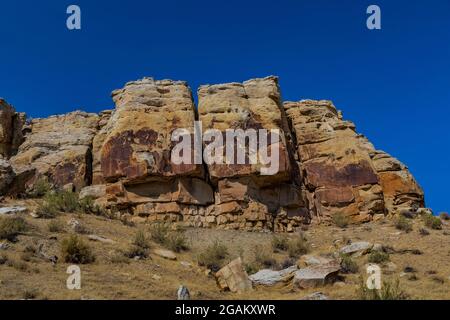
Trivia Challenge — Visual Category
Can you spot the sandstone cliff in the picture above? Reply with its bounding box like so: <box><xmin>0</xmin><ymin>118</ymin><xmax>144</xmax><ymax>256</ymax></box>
<box><xmin>0</xmin><ymin>77</ymin><xmax>425</xmax><ymax>231</ymax></box>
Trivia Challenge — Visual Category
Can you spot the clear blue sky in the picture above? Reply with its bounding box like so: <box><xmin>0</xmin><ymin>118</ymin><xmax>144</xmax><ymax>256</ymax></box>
<box><xmin>0</xmin><ymin>0</ymin><xmax>449</xmax><ymax>213</ymax></box>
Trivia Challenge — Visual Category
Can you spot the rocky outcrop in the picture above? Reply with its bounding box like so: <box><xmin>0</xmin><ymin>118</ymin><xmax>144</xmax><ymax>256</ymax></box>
<box><xmin>198</xmin><ymin>77</ymin><xmax>309</xmax><ymax>231</ymax></box>
<box><xmin>284</xmin><ymin>100</ymin><xmax>423</xmax><ymax>223</ymax></box>
<box><xmin>89</xmin><ymin>78</ymin><xmax>214</xmax><ymax>224</ymax></box>
<box><xmin>9</xmin><ymin>111</ymin><xmax>99</xmax><ymax>193</ymax></box>
<box><xmin>0</xmin><ymin>76</ymin><xmax>426</xmax><ymax>231</ymax></box>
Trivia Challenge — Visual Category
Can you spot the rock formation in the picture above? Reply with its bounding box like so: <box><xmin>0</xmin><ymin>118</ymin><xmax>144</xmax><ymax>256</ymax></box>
<box><xmin>0</xmin><ymin>76</ymin><xmax>426</xmax><ymax>231</ymax></box>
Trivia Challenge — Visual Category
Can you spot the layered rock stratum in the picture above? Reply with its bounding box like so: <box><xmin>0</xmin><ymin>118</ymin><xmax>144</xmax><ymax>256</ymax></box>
<box><xmin>0</xmin><ymin>76</ymin><xmax>425</xmax><ymax>231</ymax></box>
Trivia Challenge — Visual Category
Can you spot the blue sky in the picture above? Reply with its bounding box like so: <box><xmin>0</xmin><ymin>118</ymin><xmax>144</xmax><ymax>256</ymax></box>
<box><xmin>0</xmin><ymin>0</ymin><xmax>449</xmax><ymax>213</ymax></box>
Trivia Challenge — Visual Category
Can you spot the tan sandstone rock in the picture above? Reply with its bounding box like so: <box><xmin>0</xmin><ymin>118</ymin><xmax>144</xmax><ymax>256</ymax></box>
<box><xmin>9</xmin><ymin>111</ymin><xmax>99</xmax><ymax>193</ymax></box>
<box><xmin>283</xmin><ymin>99</ymin><xmax>423</xmax><ymax>222</ymax></box>
<box><xmin>198</xmin><ymin>77</ymin><xmax>309</xmax><ymax>231</ymax></box>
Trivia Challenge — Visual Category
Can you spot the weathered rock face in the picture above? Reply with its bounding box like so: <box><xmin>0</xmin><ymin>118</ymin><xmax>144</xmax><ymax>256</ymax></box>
<box><xmin>1</xmin><ymin>76</ymin><xmax>426</xmax><ymax>230</ymax></box>
<box><xmin>0</xmin><ymin>99</ymin><xmax>23</xmax><ymax>159</ymax></box>
<box><xmin>9</xmin><ymin>111</ymin><xmax>99</xmax><ymax>192</ymax></box>
<box><xmin>198</xmin><ymin>77</ymin><xmax>309</xmax><ymax>231</ymax></box>
<box><xmin>284</xmin><ymin>100</ymin><xmax>424</xmax><ymax>222</ymax></box>
<box><xmin>369</xmin><ymin>150</ymin><xmax>424</xmax><ymax>214</ymax></box>
<box><xmin>90</xmin><ymin>78</ymin><xmax>214</xmax><ymax>223</ymax></box>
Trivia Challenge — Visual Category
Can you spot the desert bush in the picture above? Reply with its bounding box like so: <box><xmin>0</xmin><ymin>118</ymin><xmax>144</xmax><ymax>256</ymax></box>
<box><xmin>132</xmin><ymin>230</ymin><xmax>150</xmax><ymax>249</ymax></box>
<box><xmin>47</xmin><ymin>220</ymin><xmax>65</xmax><ymax>233</ymax></box>
<box><xmin>423</xmin><ymin>214</ymin><xmax>442</xmax><ymax>230</ymax></box>
<box><xmin>197</xmin><ymin>241</ymin><xmax>229</xmax><ymax>272</ymax></box>
<box><xmin>149</xmin><ymin>223</ymin><xmax>170</xmax><ymax>244</ymax></box>
<box><xmin>0</xmin><ymin>216</ymin><xmax>28</xmax><ymax>241</ymax></box>
<box><xmin>29</xmin><ymin>178</ymin><xmax>52</xmax><ymax>198</ymax></box>
<box><xmin>287</xmin><ymin>234</ymin><xmax>309</xmax><ymax>258</ymax></box>
<box><xmin>0</xmin><ymin>254</ymin><xmax>7</xmax><ymax>265</ymax></box>
<box><xmin>60</xmin><ymin>235</ymin><xmax>95</xmax><ymax>264</ymax></box>
<box><xmin>253</xmin><ymin>245</ymin><xmax>277</xmax><ymax>269</ymax></box>
<box><xmin>340</xmin><ymin>254</ymin><xmax>359</xmax><ymax>274</ymax></box>
<box><xmin>22</xmin><ymin>289</ymin><xmax>38</xmax><ymax>300</ymax></box>
<box><xmin>395</xmin><ymin>216</ymin><xmax>412</xmax><ymax>232</ymax></box>
<box><xmin>368</xmin><ymin>250</ymin><xmax>390</xmax><ymax>263</ymax></box>
<box><xmin>439</xmin><ymin>212</ymin><xmax>450</xmax><ymax>221</ymax></box>
<box><xmin>359</xmin><ymin>278</ymin><xmax>408</xmax><ymax>300</ymax></box>
<box><xmin>165</xmin><ymin>232</ymin><xmax>190</xmax><ymax>253</ymax></box>
<box><xmin>332</xmin><ymin>213</ymin><xmax>350</xmax><ymax>228</ymax></box>
<box><xmin>271</xmin><ymin>235</ymin><xmax>289</xmax><ymax>252</ymax></box>
<box><xmin>35</xmin><ymin>201</ymin><xmax>59</xmax><ymax>218</ymax></box>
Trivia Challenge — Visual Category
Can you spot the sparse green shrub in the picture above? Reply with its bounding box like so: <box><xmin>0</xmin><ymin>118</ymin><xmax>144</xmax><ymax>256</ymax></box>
<box><xmin>197</xmin><ymin>241</ymin><xmax>229</xmax><ymax>272</ymax></box>
<box><xmin>0</xmin><ymin>254</ymin><xmax>7</xmax><ymax>265</ymax></box>
<box><xmin>368</xmin><ymin>250</ymin><xmax>390</xmax><ymax>264</ymax></box>
<box><xmin>132</xmin><ymin>230</ymin><xmax>150</xmax><ymax>249</ymax></box>
<box><xmin>60</xmin><ymin>235</ymin><xmax>95</xmax><ymax>264</ymax></box>
<box><xmin>29</xmin><ymin>178</ymin><xmax>52</xmax><ymax>198</ymax></box>
<box><xmin>149</xmin><ymin>223</ymin><xmax>170</xmax><ymax>244</ymax></box>
<box><xmin>0</xmin><ymin>216</ymin><xmax>28</xmax><ymax>241</ymax></box>
<box><xmin>6</xmin><ymin>259</ymin><xmax>28</xmax><ymax>271</ymax></box>
<box><xmin>109</xmin><ymin>250</ymin><xmax>130</xmax><ymax>264</ymax></box>
<box><xmin>287</xmin><ymin>234</ymin><xmax>309</xmax><ymax>258</ymax></box>
<box><xmin>165</xmin><ymin>232</ymin><xmax>190</xmax><ymax>253</ymax></box>
<box><xmin>47</xmin><ymin>220</ymin><xmax>65</xmax><ymax>233</ymax></box>
<box><xmin>253</xmin><ymin>245</ymin><xmax>277</xmax><ymax>269</ymax></box>
<box><xmin>359</xmin><ymin>278</ymin><xmax>408</xmax><ymax>300</ymax></box>
<box><xmin>395</xmin><ymin>216</ymin><xmax>412</xmax><ymax>232</ymax></box>
<box><xmin>332</xmin><ymin>213</ymin><xmax>350</xmax><ymax>228</ymax></box>
<box><xmin>35</xmin><ymin>201</ymin><xmax>59</xmax><ymax>218</ymax></box>
<box><xmin>340</xmin><ymin>254</ymin><xmax>359</xmax><ymax>274</ymax></box>
<box><xmin>439</xmin><ymin>212</ymin><xmax>450</xmax><ymax>221</ymax></box>
<box><xmin>271</xmin><ymin>235</ymin><xmax>289</xmax><ymax>252</ymax></box>
<box><xmin>20</xmin><ymin>251</ymin><xmax>34</xmax><ymax>262</ymax></box>
<box><xmin>46</xmin><ymin>190</ymin><xmax>80</xmax><ymax>213</ymax></box>
<box><xmin>423</xmin><ymin>214</ymin><xmax>442</xmax><ymax>230</ymax></box>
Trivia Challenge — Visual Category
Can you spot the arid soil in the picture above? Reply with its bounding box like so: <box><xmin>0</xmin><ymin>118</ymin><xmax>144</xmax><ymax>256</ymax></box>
<box><xmin>0</xmin><ymin>199</ymin><xmax>449</xmax><ymax>300</ymax></box>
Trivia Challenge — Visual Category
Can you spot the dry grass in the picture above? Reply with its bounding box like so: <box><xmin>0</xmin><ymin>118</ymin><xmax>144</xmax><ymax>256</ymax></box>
<box><xmin>0</xmin><ymin>198</ymin><xmax>449</xmax><ymax>300</ymax></box>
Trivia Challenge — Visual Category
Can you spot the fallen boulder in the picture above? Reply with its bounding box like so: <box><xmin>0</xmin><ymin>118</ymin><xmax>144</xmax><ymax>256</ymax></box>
<box><xmin>215</xmin><ymin>257</ymin><xmax>252</xmax><ymax>293</ymax></box>
<box><xmin>249</xmin><ymin>266</ymin><xmax>297</xmax><ymax>286</ymax></box>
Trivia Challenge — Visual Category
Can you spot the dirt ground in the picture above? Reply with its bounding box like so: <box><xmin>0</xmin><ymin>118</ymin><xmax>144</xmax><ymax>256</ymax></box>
<box><xmin>0</xmin><ymin>199</ymin><xmax>449</xmax><ymax>300</ymax></box>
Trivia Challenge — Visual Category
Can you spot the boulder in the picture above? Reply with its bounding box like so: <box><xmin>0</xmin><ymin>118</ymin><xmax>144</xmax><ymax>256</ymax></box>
<box><xmin>249</xmin><ymin>266</ymin><xmax>297</xmax><ymax>286</ymax></box>
<box><xmin>215</xmin><ymin>258</ymin><xmax>252</xmax><ymax>293</ymax></box>
<box><xmin>177</xmin><ymin>286</ymin><xmax>190</xmax><ymax>300</ymax></box>
<box><xmin>293</xmin><ymin>262</ymin><xmax>341</xmax><ymax>289</ymax></box>
<box><xmin>339</xmin><ymin>241</ymin><xmax>373</xmax><ymax>257</ymax></box>
<box><xmin>153</xmin><ymin>248</ymin><xmax>177</xmax><ymax>260</ymax></box>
